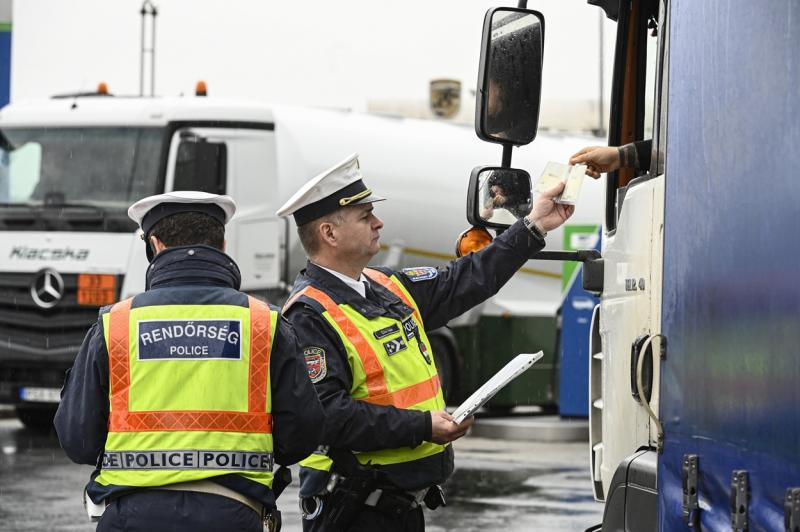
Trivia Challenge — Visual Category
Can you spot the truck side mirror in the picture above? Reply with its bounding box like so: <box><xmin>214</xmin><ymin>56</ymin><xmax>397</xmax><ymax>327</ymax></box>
<box><xmin>475</xmin><ymin>7</ymin><xmax>545</xmax><ymax>146</ymax></box>
<box><xmin>466</xmin><ymin>166</ymin><xmax>532</xmax><ymax>229</ymax></box>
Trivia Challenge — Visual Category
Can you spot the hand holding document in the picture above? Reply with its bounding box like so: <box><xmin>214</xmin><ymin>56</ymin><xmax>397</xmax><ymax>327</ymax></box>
<box><xmin>535</xmin><ymin>162</ymin><xmax>588</xmax><ymax>205</ymax></box>
<box><xmin>451</xmin><ymin>352</ymin><xmax>544</xmax><ymax>424</ymax></box>
<box><xmin>430</xmin><ymin>410</ymin><xmax>473</xmax><ymax>444</ymax></box>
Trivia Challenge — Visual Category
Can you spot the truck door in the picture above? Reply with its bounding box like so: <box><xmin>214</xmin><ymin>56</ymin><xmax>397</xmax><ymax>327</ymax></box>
<box><xmin>590</xmin><ymin>0</ymin><xmax>667</xmax><ymax>505</ymax></box>
<box><xmin>163</xmin><ymin>125</ymin><xmax>283</xmax><ymax>293</ymax></box>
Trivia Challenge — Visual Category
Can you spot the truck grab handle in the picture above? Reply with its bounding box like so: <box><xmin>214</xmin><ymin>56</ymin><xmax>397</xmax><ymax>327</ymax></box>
<box><xmin>530</xmin><ymin>249</ymin><xmax>603</xmax><ymax>295</ymax></box>
<box><xmin>530</xmin><ymin>249</ymin><xmax>600</xmax><ymax>262</ymax></box>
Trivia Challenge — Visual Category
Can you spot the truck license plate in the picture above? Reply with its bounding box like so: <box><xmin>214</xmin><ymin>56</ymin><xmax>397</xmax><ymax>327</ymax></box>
<box><xmin>19</xmin><ymin>387</ymin><xmax>61</xmax><ymax>403</ymax></box>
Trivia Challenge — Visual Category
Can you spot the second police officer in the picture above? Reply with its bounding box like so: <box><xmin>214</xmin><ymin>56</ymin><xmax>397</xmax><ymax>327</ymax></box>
<box><xmin>55</xmin><ymin>191</ymin><xmax>324</xmax><ymax>531</ymax></box>
<box><xmin>276</xmin><ymin>154</ymin><xmax>573</xmax><ymax>531</ymax></box>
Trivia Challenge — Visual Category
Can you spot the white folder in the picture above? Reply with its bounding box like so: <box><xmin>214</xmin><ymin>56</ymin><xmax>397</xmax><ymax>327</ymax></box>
<box><xmin>451</xmin><ymin>352</ymin><xmax>544</xmax><ymax>424</ymax></box>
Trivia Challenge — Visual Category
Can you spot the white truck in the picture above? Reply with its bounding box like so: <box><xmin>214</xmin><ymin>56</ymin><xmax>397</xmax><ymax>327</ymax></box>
<box><xmin>0</xmin><ymin>92</ymin><xmax>603</xmax><ymax>428</ymax></box>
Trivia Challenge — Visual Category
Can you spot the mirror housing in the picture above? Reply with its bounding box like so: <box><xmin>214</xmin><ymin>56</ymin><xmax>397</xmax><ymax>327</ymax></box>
<box><xmin>467</xmin><ymin>166</ymin><xmax>532</xmax><ymax>229</ymax></box>
<box><xmin>475</xmin><ymin>7</ymin><xmax>545</xmax><ymax>146</ymax></box>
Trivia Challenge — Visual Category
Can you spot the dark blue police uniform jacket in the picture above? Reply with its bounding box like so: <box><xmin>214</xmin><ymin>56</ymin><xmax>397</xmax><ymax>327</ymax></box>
<box><xmin>286</xmin><ymin>219</ymin><xmax>545</xmax><ymax>493</ymax></box>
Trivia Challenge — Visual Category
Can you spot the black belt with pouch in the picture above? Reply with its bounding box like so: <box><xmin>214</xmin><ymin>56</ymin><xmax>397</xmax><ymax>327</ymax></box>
<box><xmin>324</xmin><ymin>481</ymin><xmax>446</xmax><ymax>528</ymax></box>
<box><xmin>365</xmin><ymin>483</ymin><xmax>446</xmax><ymax>514</ymax></box>
<box><xmin>424</xmin><ymin>484</ymin><xmax>447</xmax><ymax>510</ymax></box>
<box><xmin>315</xmin><ymin>449</ymin><xmax>447</xmax><ymax>527</ymax></box>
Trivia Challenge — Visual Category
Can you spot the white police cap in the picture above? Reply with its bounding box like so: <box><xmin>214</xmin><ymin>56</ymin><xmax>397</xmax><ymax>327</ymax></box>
<box><xmin>276</xmin><ymin>153</ymin><xmax>385</xmax><ymax>226</ymax></box>
<box><xmin>128</xmin><ymin>191</ymin><xmax>236</xmax><ymax>236</ymax></box>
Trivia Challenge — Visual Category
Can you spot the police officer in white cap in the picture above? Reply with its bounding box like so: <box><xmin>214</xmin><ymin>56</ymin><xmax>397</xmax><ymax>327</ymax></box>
<box><xmin>55</xmin><ymin>191</ymin><xmax>324</xmax><ymax>532</ymax></box>
<box><xmin>278</xmin><ymin>154</ymin><xmax>573</xmax><ymax>532</ymax></box>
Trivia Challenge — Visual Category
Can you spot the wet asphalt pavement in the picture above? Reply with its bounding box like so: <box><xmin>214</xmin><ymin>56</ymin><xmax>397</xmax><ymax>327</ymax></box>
<box><xmin>0</xmin><ymin>417</ymin><xmax>602</xmax><ymax>531</ymax></box>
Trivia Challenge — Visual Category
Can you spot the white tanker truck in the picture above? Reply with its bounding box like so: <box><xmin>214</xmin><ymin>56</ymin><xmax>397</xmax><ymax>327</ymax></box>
<box><xmin>0</xmin><ymin>93</ymin><xmax>603</xmax><ymax>428</ymax></box>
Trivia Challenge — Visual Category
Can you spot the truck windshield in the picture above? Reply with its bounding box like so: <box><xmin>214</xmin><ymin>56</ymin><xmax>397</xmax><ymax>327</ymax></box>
<box><xmin>0</xmin><ymin>127</ymin><xmax>163</xmax><ymax>210</ymax></box>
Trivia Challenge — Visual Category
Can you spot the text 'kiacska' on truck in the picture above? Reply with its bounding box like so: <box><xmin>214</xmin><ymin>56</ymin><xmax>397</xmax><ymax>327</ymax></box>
<box><xmin>0</xmin><ymin>67</ymin><xmax>604</xmax><ymax>426</ymax></box>
<box><xmin>462</xmin><ymin>1</ymin><xmax>800</xmax><ymax>530</ymax></box>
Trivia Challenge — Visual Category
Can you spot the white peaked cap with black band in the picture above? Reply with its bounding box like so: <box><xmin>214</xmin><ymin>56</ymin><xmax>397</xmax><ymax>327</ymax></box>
<box><xmin>129</xmin><ymin>191</ymin><xmax>236</xmax><ymax>233</ymax></box>
<box><xmin>275</xmin><ymin>153</ymin><xmax>385</xmax><ymax>226</ymax></box>
<box><xmin>128</xmin><ymin>191</ymin><xmax>236</xmax><ymax>261</ymax></box>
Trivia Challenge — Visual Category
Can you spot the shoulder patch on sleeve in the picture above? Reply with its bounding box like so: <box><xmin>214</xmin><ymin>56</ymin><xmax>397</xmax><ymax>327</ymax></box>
<box><xmin>401</xmin><ymin>266</ymin><xmax>438</xmax><ymax>282</ymax></box>
<box><xmin>304</xmin><ymin>346</ymin><xmax>327</xmax><ymax>383</ymax></box>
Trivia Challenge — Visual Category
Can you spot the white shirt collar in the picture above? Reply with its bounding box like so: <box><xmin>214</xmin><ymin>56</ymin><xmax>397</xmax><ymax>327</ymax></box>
<box><xmin>314</xmin><ymin>263</ymin><xmax>368</xmax><ymax>298</ymax></box>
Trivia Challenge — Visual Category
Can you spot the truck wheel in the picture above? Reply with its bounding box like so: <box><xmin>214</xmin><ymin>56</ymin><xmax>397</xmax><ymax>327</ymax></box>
<box><xmin>15</xmin><ymin>405</ymin><xmax>56</xmax><ymax>432</ymax></box>
<box><xmin>430</xmin><ymin>336</ymin><xmax>456</xmax><ymax>404</ymax></box>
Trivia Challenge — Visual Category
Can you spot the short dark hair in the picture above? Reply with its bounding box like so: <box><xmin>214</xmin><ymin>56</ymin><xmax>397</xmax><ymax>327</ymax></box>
<box><xmin>297</xmin><ymin>211</ymin><xmax>345</xmax><ymax>257</ymax></box>
<box><xmin>149</xmin><ymin>211</ymin><xmax>225</xmax><ymax>250</ymax></box>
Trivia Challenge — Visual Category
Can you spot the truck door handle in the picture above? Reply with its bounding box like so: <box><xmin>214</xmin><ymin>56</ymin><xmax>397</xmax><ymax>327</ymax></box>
<box><xmin>632</xmin><ymin>334</ymin><xmax>666</xmax><ymax>451</ymax></box>
<box><xmin>630</xmin><ymin>335</ymin><xmax>653</xmax><ymax>404</ymax></box>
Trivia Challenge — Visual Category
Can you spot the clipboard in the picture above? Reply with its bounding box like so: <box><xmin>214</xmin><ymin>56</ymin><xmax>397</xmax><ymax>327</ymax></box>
<box><xmin>450</xmin><ymin>352</ymin><xmax>544</xmax><ymax>424</ymax></box>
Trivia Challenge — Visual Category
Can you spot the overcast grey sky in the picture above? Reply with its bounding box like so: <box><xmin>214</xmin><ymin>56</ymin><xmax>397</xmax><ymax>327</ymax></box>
<box><xmin>11</xmin><ymin>0</ymin><xmax>615</xmax><ymax>115</ymax></box>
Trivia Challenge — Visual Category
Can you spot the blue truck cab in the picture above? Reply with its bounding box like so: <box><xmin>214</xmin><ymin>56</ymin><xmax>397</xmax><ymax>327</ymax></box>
<box><xmin>590</xmin><ymin>0</ymin><xmax>800</xmax><ymax>529</ymax></box>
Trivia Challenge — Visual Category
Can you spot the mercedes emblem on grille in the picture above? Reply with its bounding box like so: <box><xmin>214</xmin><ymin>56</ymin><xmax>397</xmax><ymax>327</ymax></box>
<box><xmin>30</xmin><ymin>268</ymin><xmax>65</xmax><ymax>309</ymax></box>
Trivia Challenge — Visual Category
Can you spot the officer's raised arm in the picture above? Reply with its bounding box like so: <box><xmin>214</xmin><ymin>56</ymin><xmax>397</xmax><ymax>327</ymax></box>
<box><xmin>396</xmin><ymin>180</ymin><xmax>573</xmax><ymax>331</ymax></box>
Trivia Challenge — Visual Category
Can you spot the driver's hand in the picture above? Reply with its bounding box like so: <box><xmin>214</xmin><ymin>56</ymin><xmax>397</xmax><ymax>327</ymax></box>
<box><xmin>569</xmin><ymin>146</ymin><xmax>620</xmax><ymax>178</ymax></box>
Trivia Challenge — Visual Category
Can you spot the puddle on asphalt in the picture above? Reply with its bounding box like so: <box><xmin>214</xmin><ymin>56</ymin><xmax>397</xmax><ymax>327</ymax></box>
<box><xmin>444</xmin><ymin>467</ymin><xmax>542</xmax><ymax>498</ymax></box>
<box><xmin>427</xmin><ymin>465</ymin><xmax>603</xmax><ymax>531</ymax></box>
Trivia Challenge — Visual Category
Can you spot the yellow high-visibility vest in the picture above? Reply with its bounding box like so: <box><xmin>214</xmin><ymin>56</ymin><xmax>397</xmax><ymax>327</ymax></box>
<box><xmin>294</xmin><ymin>268</ymin><xmax>446</xmax><ymax>472</ymax></box>
<box><xmin>94</xmin><ymin>296</ymin><xmax>277</xmax><ymax>491</ymax></box>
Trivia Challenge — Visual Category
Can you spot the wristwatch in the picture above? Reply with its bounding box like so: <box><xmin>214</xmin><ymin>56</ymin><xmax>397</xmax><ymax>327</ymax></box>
<box><xmin>523</xmin><ymin>216</ymin><xmax>547</xmax><ymax>239</ymax></box>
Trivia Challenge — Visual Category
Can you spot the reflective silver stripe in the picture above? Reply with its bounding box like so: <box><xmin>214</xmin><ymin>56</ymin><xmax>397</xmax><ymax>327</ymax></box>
<box><xmin>102</xmin><ymin>450</ymin><xmax>274</xmax><ymax>471</ymax></box>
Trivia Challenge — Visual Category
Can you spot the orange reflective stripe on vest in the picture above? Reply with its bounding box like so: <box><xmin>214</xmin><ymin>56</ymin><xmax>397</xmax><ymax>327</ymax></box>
<box><xmin>363</xmin><ymin>268</ymin><xmax>422</xmax><ymax>325</ymax></box>
<box><xmin>367</xmin><ymin>374</ymin><xmax>440</xmax><ymax>408</ymax></box>
<box><xmin>107</xmin><ymin>296</ymin><xmax>272</xmax><ymax>433</ymax></box>
<box><xmin>108</xmin><ymin>297</ymin><xmax>133</xmax><ymax>416</ymax></box>
<box><xmin>248</xmin><ymin>296</ymin><xmax>271</xmax><ymax>415</ymax></box>
<box><xmin>294</xmin><ymin>286</ymin><xmax>389</xmax><ymax>398</ymax></box>
<box><xmin>291</xmin><ymin>284</ymin><xmax>440</xmax><ymax>408</ymax></box>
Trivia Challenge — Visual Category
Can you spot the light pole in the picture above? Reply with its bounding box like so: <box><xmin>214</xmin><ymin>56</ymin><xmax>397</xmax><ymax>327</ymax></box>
<box><xmin>139</xmin><ymin>0</ymin><xmax>157</xmax><ymax>97</ymax></box>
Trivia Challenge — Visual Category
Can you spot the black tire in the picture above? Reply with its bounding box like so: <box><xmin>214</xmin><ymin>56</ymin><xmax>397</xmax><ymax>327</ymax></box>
<box><xmin>429</xmin><ymin>335</ymin><xmax>456</xmax><ymax>404</ymax></box>
<box><xmin>15</xmin><ymin>404</ymin><xmax>57</xmax><ymax>432</ymax></box>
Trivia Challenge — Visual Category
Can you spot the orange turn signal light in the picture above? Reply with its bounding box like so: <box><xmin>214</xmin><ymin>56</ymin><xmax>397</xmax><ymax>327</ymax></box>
<box><xmin>195</xmin><ymin>80</ymin><xmax>208</xmax><ymax>96</ymax></box>
<box><xmin>455</xmin><ymin>226</ymin><xmax>493</xmax><ymax>258</ymax></box>
<box><xmin>97</xmin><ymin>82</ymin><xmax>109</xmax><ymax>95</ymax></box>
